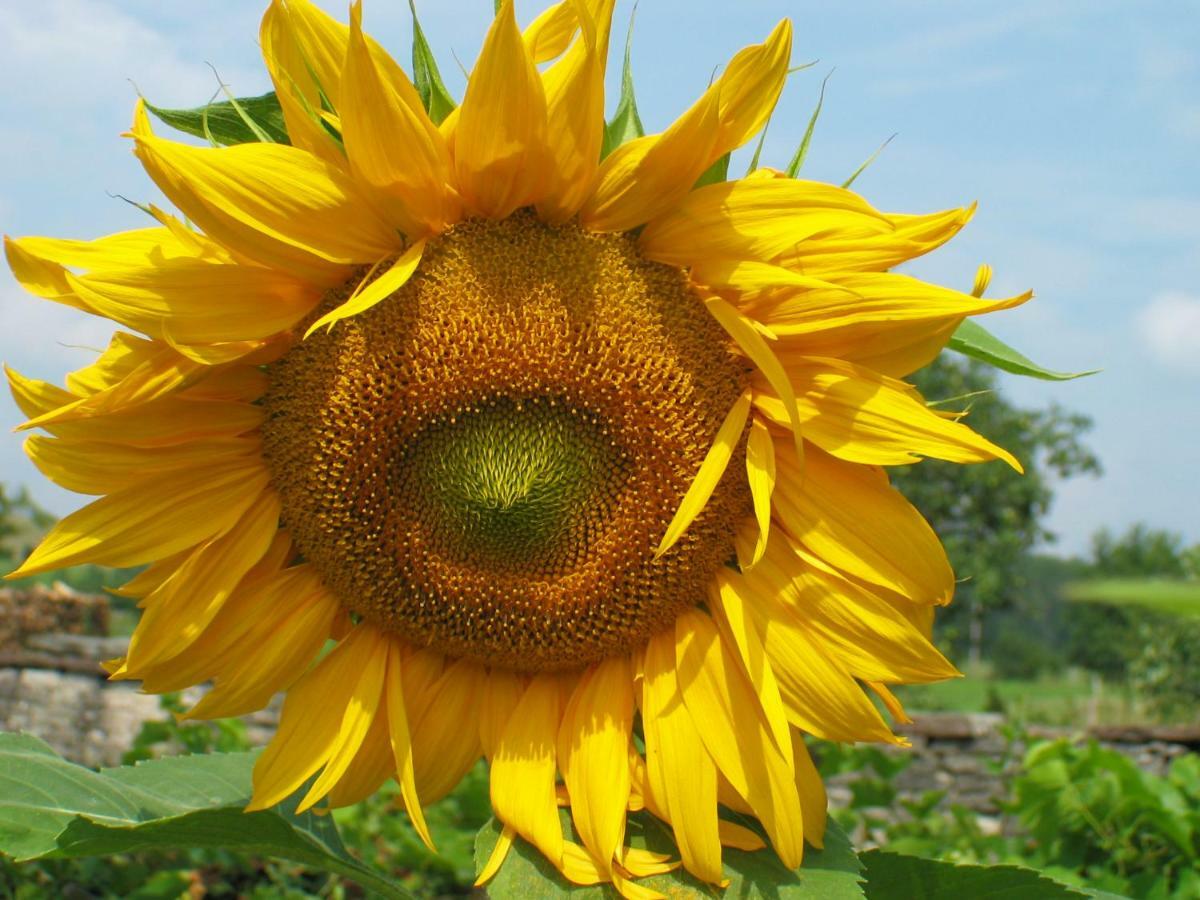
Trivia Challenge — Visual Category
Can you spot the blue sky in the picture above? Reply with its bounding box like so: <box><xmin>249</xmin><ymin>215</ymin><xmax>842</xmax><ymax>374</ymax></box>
<box><xmin>0</xmin><ymin>0</ymin><xmax>1197</xmax><ymax>556</ymax></box>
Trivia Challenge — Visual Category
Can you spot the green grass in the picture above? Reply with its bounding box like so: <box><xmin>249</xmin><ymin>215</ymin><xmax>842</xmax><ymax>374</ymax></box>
<box><xmin>894</xmin><ymin>667</ymin><xmax>1176</xmax><ymax>726</ymax></box>
<box><xmin>1064</xmin><ymin>578</ymin><xmax>1200</xmax><ymax>617</ymax></box>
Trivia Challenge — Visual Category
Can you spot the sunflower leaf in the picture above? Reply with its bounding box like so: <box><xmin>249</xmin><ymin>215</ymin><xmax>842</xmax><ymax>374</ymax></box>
<box><xmin>601</xmin><ymin>8</ymin><xmax>645</xmax><ymax>159</ymax></box>
<box><xmin>409</xmin><ymin>0</ymin><xmax>457</xmax><ymax>126</ymax></box>
<box><xmin>948</xmin><ymin>320</ymin><xmax>1098</xmax><ymax>381</ymax></box>
<box><xmin>474</xmin><ymin>808</ymin><xmax>864</xmax><ymax>897</ymax></box>
<box><xmin>0</xmin><ymin>732</ymin><xmax>410</xmax><ymax>899</ymax></box>
<box><xmin>859</xmin><ymin>850</ymin><xmax>1092</xmax><ymax>899</ymax></box>
<box><xmin>144</xmin><ymin>92</ymin><xmax>290</xmax><ymax>146</ymax></box>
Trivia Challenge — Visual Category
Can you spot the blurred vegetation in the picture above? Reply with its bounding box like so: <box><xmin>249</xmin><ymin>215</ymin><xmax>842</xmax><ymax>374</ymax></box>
<box><xmin>817</xmin><ymin>737</ymin><xmax>1200</xmax><ymax>899</ymax></box>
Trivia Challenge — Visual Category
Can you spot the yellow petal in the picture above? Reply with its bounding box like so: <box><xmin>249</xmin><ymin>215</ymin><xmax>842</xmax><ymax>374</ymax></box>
<box><xmin>707</xmin><ymin>572</ymin><xmax>791</xmax><ymax>759</ymax></box>
<box><xmin>656</xmin><ymin>387</ymin><xmax>750</xmax><ymax>556</ymax></box>
<box><xmin>775</xmin><ymin>204</ymin><xmax>975</xmax><ymax>275</ymax></box>
<box><xmin>639</xmin><ymin>177</ymin><xmax>890</xmax><ymax>268</ymax></box>
<box><xmin>792</xmin><ymin>735</ymin><xmax>827</xmax><ymax>849</ymax></box>
<box><xmin>704</xmin><ymin>295</ymin><xmax>804</xmax><ymax>463</ymax></box>
<box><xmin>771</xmin><ymin>442</ymin><xmax>954</xmax><ymax>604</ymax></box>
<box><xmin>25</xmin><ymin>435</ymin><xmax>258</xmax><ymax>495</ymax></box>
<box><xmin>748</xmin><ymin>535</ymin><xmax>959</xmax><ymax>683</ymax></box>
<box><xmin>259</xmin><ymin>0</ymin><xmax>349</xmax><ymax>166</ymax></box>
<box><xmin>128</xmin><ymin>100</ymin><xmax>398</xmax><ymax>285</ymax></box>
<box><xmin>60</xmin><ymin>261</ymin><xmax>320</xmax><ymax>345</ymax></box>
<box><xmin>536</xmin><ymin>0</ymin><xmax>616</xmax><ymax>222</ymax></box>
<box><xmin>475</xmin><ymin>824</ymin><xmax>517</xmax><ymax>886</ymax></box>
<box><xmin>674</xmin><ymin>609</ymin><xmax>805</xmax><ymax>868</ymax></box>
<box><xmin>582</xmin><ymin>21</ymin><xmax>793</xmax><ymax>232</ymax></box>
<box><xmin>182</xmin><ymin>567</ymin><xmax>338</xmax><ymax>718</ymax></box>
<box><xmin>490</xmin><ymin>673</ymin><xmax>565</xmax><ymax>867</ymax></box>
<box><xmin>523</xmin><ymin>1</ymin><xmax>578</xmax><ymax>62</ymax></box>
<box><xmin>742</xmin><ymin>416</ymin><xmax>776</xmax><ymax>568</ymax></box>
<box><xmin>248</xmin><ymin>624</ymin><xmax>388</xmax><ymax>811</ymax></box>
<box><xmin>18</xmin><ymin>346</ymin><xmax>203</xmax><ymax>431</ymax></box>
<box><xmin>690</xmin><ymin>258</ymin><xmax>851</xmax><ymax>304</ymax></box>
<box><xmin>774</xmin><ymin>318</ymin><xmax>958</xmax><ymax>379</ymax></box>
<box><xmin>123</xmin><ymin>489</ymin><xmax>281</xmax><ymax>671</ymax></box>
<box><xmin>641</xmin><ymin>629</ymin><xmax>724</xmax><ymax>885</ymax></box>
<box><xmin>761</xmin><ymin>356</ymin><xmax>1022</xmax><ymax>470</ymax></box>
<box><xmin>736</xmin><ymin>567</ymin><xmax>898</xmax><ymax>743</ymax></box>
<box><xmin>7</xmin><ymin>459</ymin><xmax>269</xmax><ymax>578</ymax></box>
<box><xmin>304</xmin><ymin>241</ymin><xmax>425</xmax><ymax>336</ymax></box>
<box><xmin>296</xmin><ymin>628</ymin><xmax>390</xmax><ymax>812</ymax></box>
<box><xmin>341</xmin><ymin>1</ymin><xmax>458</xmax><ymax>236</ymax></box>
<box><xmin>558</xmin><ymin>656</ymin><xmax>633</xmax><ymax>875</ymax></box>
<box><xmin>385</xmin><ymin>641</ymin><xmax>434</xmax><ymax>850</ymax></box>
<box><xmin>455</xmin><ymin>0</ymin><xmax>551</xmax><ymax>219</ymax></box>
<box><xmin>411</xmin><ymin>660</ymin><xmax>485</xmax><ymax>803</ymax></box>
<box><xmin>752</xmin><ymin>272</ymin><xmax>1030</xmax><ymax>338</ymax></box>
<box><xmin>326</xmin><ymin>708</ymin><xmax>394</xmax><ymax>808</ymax></box>
<box><xmin>480</xmin><ymin>668</ymin><xmax>527</xmax><ymax>759</ymax></box>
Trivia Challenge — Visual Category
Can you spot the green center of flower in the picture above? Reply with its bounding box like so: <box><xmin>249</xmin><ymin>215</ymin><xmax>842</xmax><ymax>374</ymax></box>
<box><xmin>401</xmin><ymin>398</ymin><xmax>626</xmax><ymax>573</ymax></box>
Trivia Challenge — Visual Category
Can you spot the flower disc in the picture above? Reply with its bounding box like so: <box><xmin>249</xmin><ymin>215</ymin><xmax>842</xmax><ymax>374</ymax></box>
<box><xmin>261</xmin><ymin>211</ymin><xmax>752</xmax><ymax>671</ymax></box>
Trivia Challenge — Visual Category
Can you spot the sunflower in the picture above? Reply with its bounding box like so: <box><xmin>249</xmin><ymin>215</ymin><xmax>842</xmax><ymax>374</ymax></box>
<box><xmin>4</xmin><ymin>0</ymin><xmax>1028</xmax><ymax>894</ymax></box>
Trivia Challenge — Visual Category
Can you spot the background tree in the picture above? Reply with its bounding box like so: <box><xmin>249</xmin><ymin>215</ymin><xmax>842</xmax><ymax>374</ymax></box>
<box><xmin>1090</xmin><ymin>523</ymin><xmax>1189</xmax><ymax>578</ymax></box>
<box><xmin>891</xmin><ymin>355</ymin><xmax>1101</xmax><ymax>665</ymax></box>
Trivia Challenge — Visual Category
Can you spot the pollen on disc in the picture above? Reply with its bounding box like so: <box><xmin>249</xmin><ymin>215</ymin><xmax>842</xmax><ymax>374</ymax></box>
<box><xmin>261</xmin><ymin>210</ymin><xmax>752</xmax><ymax>671</ymax></box>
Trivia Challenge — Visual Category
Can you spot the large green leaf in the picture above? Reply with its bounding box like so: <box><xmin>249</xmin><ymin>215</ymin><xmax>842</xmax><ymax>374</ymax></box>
<box><xmin>948</xmin><ymin>320</ymin><xmax>1097</xmax><ymax>381</ymax></box>
<box><xmin>601</xmin><ymin>9</ymin><xmax>645</xmax><ymax>159</ymax></box>
<box><xmin>0</xmin><ymin>732</ymin><xmax>409</xmax><ymax>899</ymax></box>
<box><xmin>408</xmin><ymin>0</ymin><xmax>457</xmax><ymax>125</ymax></box>
<box><xmin>475</xmin><ymin>808</ymin><xmax>863</xmax><ymax>898</ymax></box>
<box><xmin>144</xmin><ymin>92</ymin><xmax>289</xmax><ymax>146</ymax></box>
<box><xmin>859</xmin><ymin>850</ymin><xmax>1090</xmax><ymax>900</ymax></box>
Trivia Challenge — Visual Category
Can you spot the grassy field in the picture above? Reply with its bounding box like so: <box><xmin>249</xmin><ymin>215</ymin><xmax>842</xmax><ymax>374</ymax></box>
<box><xmin>1064</xmin><ymin>577</ymin><xmax>1200</xmax><ymax>617</ymax></box>
<box><xmin>894</xmin><ymin>666</ymin><xmax>1173</xmax><ymax>727</ymax></box>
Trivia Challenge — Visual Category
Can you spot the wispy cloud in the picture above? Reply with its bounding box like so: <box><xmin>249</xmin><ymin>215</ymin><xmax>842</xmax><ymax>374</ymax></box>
<box><xmin>1137</xmin><ymin>291</ymin><xmax>1200</xmax><ymax>375</ymax></box>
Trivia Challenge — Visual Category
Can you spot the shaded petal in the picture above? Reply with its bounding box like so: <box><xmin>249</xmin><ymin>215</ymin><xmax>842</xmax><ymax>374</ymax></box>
<box><xmin>674</xmin><ymin>610</ymin><xmax>805</xmax><ymax>868</ymax></box>
<box><xmin>536</xmin><ymin>0</ymin><xmax>616</xmax><ymax>222</ymax></box>
<box><xmin>454</xmin><ymin>0</ymin><xmax>551</xmax><ymax>219</ymax></box>
<box><xmin>490</xmin><ymin>673</ymin><xmax>565</xmax><ymax>867</ymax></box>
<box><xmin>341</xmin><ymin>1</ymin><xmax>458</xmax><ymax>235</ymax></box>
<box><xmin>771</xmin><ymin>442</ymin><xmax>955</xmax><ymax>604</ymax></box>
<box><xmin>558</xmin><ymin>655</ymin><xmax>633</xmax><ymax>876</ymax></box>
<box><xmin>742</xmin><ymin>416</ymin><xmax>776</xmax><ymax>568</ymax></box>
<box><xmin>641</xmin><ymin>629</ymin><xmax>724</xmax><ymax>885</ymax></box>
<box><xmin>639</xmin><ymin>177</ymin><xmax>889</xmax><ymax>267</ymax></box>
<box><xmin>248</xmin><ymin>624</ymin><xmax>388</xmax><ymax>811</ymax></box>
<box><xmin>411</xmin><ymin>659</ymin><xmax>485</xmax><ymax>803</ymax></box>
<box><xmin>129</xmin><ymin>100</ymin><xmax>398</xmax><ymax>285</ymax></box>
<box><xmin>655</xmin><ymin>387</ymin><xmax>750</xmax><ymax>556</ymax></box>
<box><xmin>7</xmin><ymin>459</ymin><xmax>269</xmax><ymax>578</ymax></box>
<box><xmin>582</xmin><ymin>21</ymin><xmax>793</xmax><ymax>232</ymax></box>
<box><xmin>756</xmin><ymin>356</ymin><xmax>1022</xmax><ymax>470</ymax></box>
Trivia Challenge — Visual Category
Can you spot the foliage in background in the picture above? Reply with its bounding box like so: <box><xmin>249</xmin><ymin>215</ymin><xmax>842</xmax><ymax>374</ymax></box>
<box><xmin>817</xmin><ymin>737</ymin><xmax>1200</xmax><ymax>899</ymax></box>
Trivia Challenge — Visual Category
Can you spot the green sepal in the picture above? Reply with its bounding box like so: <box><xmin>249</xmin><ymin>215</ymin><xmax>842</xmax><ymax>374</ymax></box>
<box><xmin>842</xmin><ymin>133</ymin><xmax>896</xmax><ymax>189</ymax></box>
<box><xmin>787</xmin><ymin>70</ymin><xmax>832</xmax><ymax>178</ymax></box>
<box><xmin>948</xmin><ymin>320</ymin><xmax>1098</xmax><ymax>381</ymax></box>
<box><xmin>144</xmin><ymin>92</ymin><xmax>290</xmax><ymax>146</ymax></box>
<box><xmin>474</xmin><ymin>808</ymin><xmax>865</xmax><ymax>898</ymax></box>
<box><xmin>409</xmin><ymin>0</ymin><xmax>457</xmax><ymax>126</ymax></box>
<box><xmin>859</xmin><ymin>850</ymin><xmax>1095</xmax><ymax>899</ymax></box>
<box><xmin>694</xmin><ymin>153</ymin><xmax>731</xmax><ymax>189</ymax></box>
<box><xmin>601</xmin><ymin>9</ymin><xmax>646</xmax><ymax>159</ymax></box>
<box><xmin>0</xmin><ymin>732</ymin><xmax>410</xmax><ymax>899</ymax></box>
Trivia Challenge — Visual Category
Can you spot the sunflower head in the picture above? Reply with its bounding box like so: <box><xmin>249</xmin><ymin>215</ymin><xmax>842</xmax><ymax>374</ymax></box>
<box><xmin>5</xmin><ymin>0</ymin><xmax>1032</xmax><ymax>893</ymax></box>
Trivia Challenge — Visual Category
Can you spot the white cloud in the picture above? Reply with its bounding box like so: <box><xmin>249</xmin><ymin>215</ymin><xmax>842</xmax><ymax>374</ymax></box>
<box><xmin>1137</xmin><ymin>291</ymin><xmax>1200</xmax><ymax>374</ymax></box>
